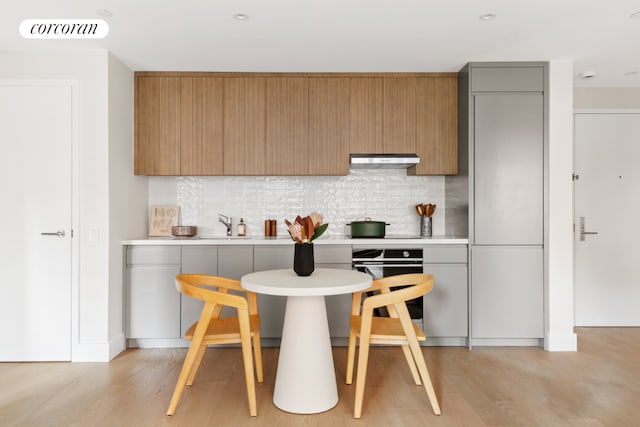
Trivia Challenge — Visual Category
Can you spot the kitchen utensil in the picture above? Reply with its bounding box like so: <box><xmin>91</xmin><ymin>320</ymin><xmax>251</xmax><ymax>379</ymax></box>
<box><xmin>347</xmin><ymin>217</ymin><xmax>389</xmax><ymax>238</ymax></box>
<box><xmin>416</xmin><ymin>204</ymin><xmax>424</xmax><ymax>216</ymax></box>
<box><xmin>171</xmin><ymin>225</ymin><xmax>197</xmax><ymax>238</ymax></box>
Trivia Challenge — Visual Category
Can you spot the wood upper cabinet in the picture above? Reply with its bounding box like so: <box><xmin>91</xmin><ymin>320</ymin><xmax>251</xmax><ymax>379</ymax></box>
<box><xmin>349</xmin><ymin>78</ymin><xmax>383</xmax><ymax>154</ymax></box>
<box><xmin>383</xmin><ymin>77</ymin><xmax>417</xmax><ymax>154</ymax></box>
<box><xmin>411</xmin><ymin>76</ymin><xmax>458</xmax><ymax>175</ymax></box>
<box><xmin>180</xmin><ymin>77</ymin><xmax>224</xmax><ymax>175</ymax></box>
<box><xmin>308</xmin><ymin>78</ymin><xmax>350</xmax><ymax>175</ymax></box>
<box><xmin>135</xmin><ymin>76</ymin><xmax>180</xmax><ymax>175</ymax></box>
<box><xmin>135</xmin><ymin>72</ymin><xmax>458</xmax><ymax>176</ymax></box>
<box><xmin>136</xmin><ymin>76</ymin><xmax>224</xmax><ymax>175</ymax></box>
<box><xmin>265</xmin><ymin>77</ymin><xmax>309</xmax><ymax>175</ymax></box>
<box><xmin>223</xmin><ymin>77</ymin><xmax>266</xmax><ymax>175</ymax></box>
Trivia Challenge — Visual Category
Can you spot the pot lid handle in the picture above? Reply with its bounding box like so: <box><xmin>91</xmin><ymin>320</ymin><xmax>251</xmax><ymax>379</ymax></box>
<box><xmin>364</xmin><ymin>217</ymin><xmax>372</xmax><ymax>221</ymax></box>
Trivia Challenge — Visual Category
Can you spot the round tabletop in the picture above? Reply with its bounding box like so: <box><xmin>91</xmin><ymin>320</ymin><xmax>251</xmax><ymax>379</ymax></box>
<box><xmin>241</xmin><ymin>268</ymin><xmax>372</xmax><ymax>297</ymax></box>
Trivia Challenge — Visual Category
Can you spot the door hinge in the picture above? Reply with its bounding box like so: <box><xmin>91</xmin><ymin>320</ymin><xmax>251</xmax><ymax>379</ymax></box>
<box><xmin>572</xmin><ymin>173</ymin><xmax>579</xmax><ymax>181</ymax></box>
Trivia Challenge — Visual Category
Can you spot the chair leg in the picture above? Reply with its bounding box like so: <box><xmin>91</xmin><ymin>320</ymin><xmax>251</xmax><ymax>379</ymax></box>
<box><xmin>407</xmin><ymin>338</ymin><xmax>441</xmax><ymax>415</ymax></box>
<box><xmin>353</xmin><ymin>331</ymin><xmax>371</xmax><ymax>419</ymax></box>
<box><xmin>239</xmin><ymin>315</ymin><xmax>257</xmax><ymax>417</ymax></box>
<box><xmin>346</xmin><ymin>331</ymin><xmax>357</xmax><ymax>385</ymax></box>
<box><xmin>186</xmin><ymin>343</ymin><xmax>207</xmax><ymax>386</ymax></box>
<box><xmin>252</xmin><ymin>331</ymin><xmax>264</xmax><ymax>383</ymax></box>
<box><xmin>167</xmin><ymin>336</ymin><xmax>205</xmax><ymax>416</ymax></box>
<box><xmin>400</xmin><ymin>344</ymin><xmax>422</xmax><ymax>386</ymax></box>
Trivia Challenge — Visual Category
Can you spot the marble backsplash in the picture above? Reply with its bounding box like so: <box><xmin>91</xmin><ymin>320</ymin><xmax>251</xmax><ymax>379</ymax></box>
<box><xmin>148</xmin><ymin>169</ymin><xmax>445</xmax><ymax>238</ymax></box>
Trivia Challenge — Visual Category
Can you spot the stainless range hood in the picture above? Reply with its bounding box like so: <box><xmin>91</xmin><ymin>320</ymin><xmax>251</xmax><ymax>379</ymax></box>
<box><xmin>349</xmin><ymin>153</ymin><xmax>420</xmax><ymax>169</ymax></box>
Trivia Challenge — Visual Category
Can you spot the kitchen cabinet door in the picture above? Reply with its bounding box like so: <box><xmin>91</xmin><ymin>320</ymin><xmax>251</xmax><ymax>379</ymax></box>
<box><xmin>265</xmin><ymin>77</ymin><xmax>309</xmax><ymax>175</ymax></box>
<box><xmin>218</xmin><ymin>246</ymin><xmax>255</xmax><ymax>318</ymax></box>
<box><xmin>383</xmin><ymin>77</ymin><xmax>417</xmax><ymax>154</ymax></box>
<box><xmin>253</xmin><ymin>246</ymin><xmax>292</xmax><ymax>339</ymax></box>
<box><xmin>135</xmin><ymin>76</ymin><xmax>181</xmax><ymax>175</ymax></box>
<box><xmin>126</xmin><ymin>246</ymin><xmax>181</xmax><ymax>339</ymax></box>
<box><xmin>473</xmin><ymin>93</ymin><xmax>543</xmax><ymax>245</ymax></box>
<box><xmin>180</xmin><ymin>246</ymin><xmax>218</xmax><ymax>336</ymax></box>
<box><xmin>308</xmin><ymin>78</ymin><xmax>350</xmax><ymax>175</ymax></box>
<box><xmin>314</xmin><ymin>245</ymin><xmax>354</xmax><ymax>338</ymax></box>
<box><xmin>180</xmin><ymin>77</ymin><xmax>224</xmax><ymax>175</ymax></box>
<box><xmin>224</xmin><ymin>77</ymin><xmax>267</xmax><ymax>175</ymax></box>
<box><xmin>412</xmin><ymin>77</ymin><xmax>458</xmax><ymax>175</ymax></box>
<box><xmin>471</xmin><ymin>246</ymin><xmax>543</xmax><ymax>339</ymax></box>
<box><xmin>319</xmin><ymin>263</ymin><xmax>353</xmax><ymax>338</ymax></box>
<box><xmin>349</xmin><ymin>77</ymin><xmax>383</xmax><ymax>154</ymax></box>
<box><xmin>422</xmin><ymin>263</ymin><xmax>468</xmax><ymax>338</ymax></box>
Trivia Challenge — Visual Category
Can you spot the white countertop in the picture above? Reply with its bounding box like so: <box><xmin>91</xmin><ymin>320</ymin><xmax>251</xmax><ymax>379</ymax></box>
<box><xmin>122</xmin><ymin>235</ymin><xmax>468</xmax><ymax>245</ymax></box>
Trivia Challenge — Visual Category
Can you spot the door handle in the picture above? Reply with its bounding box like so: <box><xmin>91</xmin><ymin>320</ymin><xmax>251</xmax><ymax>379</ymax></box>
<box><xmin>579</xmin><ymin>217</ymin><xmax>598</xmax><ymax>241</ymax></box>
<box><xmin>41</xmin><ymin>230</ymin><xmax>65</xmax><ymax>237</ymax></box>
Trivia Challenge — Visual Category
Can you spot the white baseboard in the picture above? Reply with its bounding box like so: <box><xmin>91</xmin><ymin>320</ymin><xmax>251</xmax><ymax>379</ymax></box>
<box><xmin>71</xmin><ymin>333</ymin><xmax>126</xmax><ymax>362</ymax></box>
<box><xmin>109</xmin><ymin>333</ymin><xmax>126</xmax><ymax>360</ymax></box>
<box><xmin>545</xmin><ymin>330</ymin><xmax>578</xmax><ymax>351</ymax></box>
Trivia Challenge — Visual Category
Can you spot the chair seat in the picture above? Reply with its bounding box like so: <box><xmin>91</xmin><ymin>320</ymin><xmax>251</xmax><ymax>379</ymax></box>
<box><xmin>350</xmin><ymin>315</ymin><xmax>426</xmax><ymax>342</ymax></box>
<box><xmin>185</xmin><ymin>314</ymin><xmax>261</xmax><ymax>341</ymax></box>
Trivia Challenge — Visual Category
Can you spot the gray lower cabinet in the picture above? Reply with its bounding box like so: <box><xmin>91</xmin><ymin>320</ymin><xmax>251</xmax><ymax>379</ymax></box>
<box><xmin>422</xmin><ymin>245</ymin><xmax>468</xmax><ymax>339</ymax></box>
<box><xmin>253</xmin><ymin>245</ymin><xmax>291</xmax><ymax>339</ymax></box>
<box><xmin>316</xmin><ymin>245</ymin><xmax>353</xmax><ymax>339</ymax></box>
<box><xmin>217</xmin><ymin>246</ymin><xmax>254</xmax><ymax>319</ymax></box>
<box><xmin>471</xmin><ymin>245</ymin><xmax>543</xmax><ymax>339</ymax></box>
<box><xmin>180</xmin><ymin>246</ymin><xmax>218</xmax><ymax>336</ymax></box>
<box><xmin>126</xmin><ymin>246</ymin><xmax>181</xmax><ymax>339</ymax></box>
<box><xmin>422</xmin><ymin>264</ymin><xmax>468</xmax><ymax>338</ymax></box>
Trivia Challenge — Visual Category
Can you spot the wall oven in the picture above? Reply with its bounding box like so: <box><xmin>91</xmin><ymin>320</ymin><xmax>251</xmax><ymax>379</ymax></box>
<box><xmin>352</xmin><ymin>248</ymin><xmax>423</xmax><ymax>324</ymax></box>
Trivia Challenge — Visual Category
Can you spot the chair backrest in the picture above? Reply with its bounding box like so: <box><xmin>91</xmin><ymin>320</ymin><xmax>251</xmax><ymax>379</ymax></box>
<box><xmin>351</xmin><ymin>273</ymin><xmax>434</xmax><ymax>318</ymax></box>
<box><xmin>175</xmin><ymin>274</ymin><xmax>259</xmax><ymax>317</ymax></box>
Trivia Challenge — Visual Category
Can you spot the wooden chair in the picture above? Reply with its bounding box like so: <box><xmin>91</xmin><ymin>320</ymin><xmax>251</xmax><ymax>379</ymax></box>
<box><xmin>167</xmin><ymin>274</ymin><xmax>264</xmax><ymax>417</ymax></box>
<box><xmin>346</xmin><ymin>273</ymin><xmax>441</xmax><ymax>418</ymax></box>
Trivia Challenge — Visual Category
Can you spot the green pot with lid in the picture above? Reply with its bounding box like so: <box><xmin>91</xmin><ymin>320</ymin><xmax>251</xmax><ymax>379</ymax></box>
<box><xmin>347</xmin><ymin>217</ymin><xmax>389</xmax><ymax>238</ymax></box>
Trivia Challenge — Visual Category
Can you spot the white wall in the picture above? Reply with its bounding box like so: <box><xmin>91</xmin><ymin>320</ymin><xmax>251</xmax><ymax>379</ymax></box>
<box><xmin>546</xmin><ymin>60</ymin><xmax>577</xmax><ymax>351</ymax></box>
<box><xmin>574</xmin><ymin>87</ymin><xmax>640</xmax><ymax>109</ymax></box>
<box><xmin>107</xmin><ymin>53</ymin><xmax>146</xmax><ymax>359</ymax></box>
<box><xmin>0</xmin><ymin>49</ymin><xmax>143</xmax><ymax>361</ymax></box>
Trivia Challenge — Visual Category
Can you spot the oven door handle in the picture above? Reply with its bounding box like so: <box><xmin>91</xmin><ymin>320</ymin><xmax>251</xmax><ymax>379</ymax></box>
<box><xmin>353</xmin><ymin>263</ymin><xmax>423</xmax><ymax>268</ymax></box>
<box><xmin>353</xmin><ymin>258</ymin><xmax>423</xmax><ymax>262</ymax></box>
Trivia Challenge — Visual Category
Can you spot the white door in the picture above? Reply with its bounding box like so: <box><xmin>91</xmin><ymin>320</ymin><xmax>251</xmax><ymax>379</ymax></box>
<box><xmin>0</xmin><ymin>83</ymin><xmax>72</xmax><ymax>360</ymax></box>
<box><xmin>574</xmin><ymin>112</ymin><xmax>640</xmax><ymax>326</ymax></box>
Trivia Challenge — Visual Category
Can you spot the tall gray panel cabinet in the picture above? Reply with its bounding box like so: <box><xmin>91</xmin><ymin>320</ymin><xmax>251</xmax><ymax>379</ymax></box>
<box><xmin>447</xmin><ymin>63</ymin><xmax>547</xmax><ymax>347</ymax></box>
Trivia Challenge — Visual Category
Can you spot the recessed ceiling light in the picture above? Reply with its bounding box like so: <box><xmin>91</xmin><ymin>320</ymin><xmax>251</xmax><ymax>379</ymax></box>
<box><xmin>630</xmin><ymin>11</ymin><xmax>640</xmax><ymax>19</ymax></box>
<box><xmin>96</xmin><ymin>9</ymin><xmax>112</xmax><ymax>18</ymax></box>
<box><xmin>479</xmin><ymin>13</ymin><xmax>496</xmax><ymax>21</ymax></box>
<box><xmin>233</xmin><ymin>13</ymin><xmax>249</xmax><ymax>21</ymax></box>
<box><xmin>625</xmin><ymin>71</ymin><xmax>639</xmax><ymax>76</ymax></box>
<box><xmin>579</xmin><ymin>71</ymin><xmax>598</xmax><ymax>79</ymax></box>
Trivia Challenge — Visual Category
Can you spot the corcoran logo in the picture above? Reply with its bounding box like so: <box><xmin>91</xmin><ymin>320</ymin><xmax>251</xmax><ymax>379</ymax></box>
<box><xmin>19</xmin><ymin>19</ymin><xmax>109</xmax><ymax>39</ymax></box>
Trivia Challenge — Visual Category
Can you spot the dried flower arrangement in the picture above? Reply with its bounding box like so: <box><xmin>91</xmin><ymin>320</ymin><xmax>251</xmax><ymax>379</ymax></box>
<box><xmin>284</xmin><ymin>212</ymin><xmax>328</xmax><ymax>244</ymax></box>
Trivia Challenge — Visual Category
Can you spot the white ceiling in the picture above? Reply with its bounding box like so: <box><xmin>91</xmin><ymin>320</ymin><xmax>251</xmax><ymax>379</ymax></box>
<box><xmin>2</xmin><ymin>0</ymin><xmax>640</xmax><ymax>87</ymax></box>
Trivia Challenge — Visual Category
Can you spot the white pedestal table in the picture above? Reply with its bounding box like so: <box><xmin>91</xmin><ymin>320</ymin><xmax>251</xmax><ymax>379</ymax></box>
<box><xmin>241</xmin><ymin>268</ymin><xmax>371</xmax><ymax>414</ymax></box>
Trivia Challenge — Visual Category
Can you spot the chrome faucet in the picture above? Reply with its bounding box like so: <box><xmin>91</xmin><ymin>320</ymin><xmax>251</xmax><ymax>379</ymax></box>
<box><xmin>218</xmin><ymin>213</ymin><xmax>232</xmax><ymax>237</ymax></box>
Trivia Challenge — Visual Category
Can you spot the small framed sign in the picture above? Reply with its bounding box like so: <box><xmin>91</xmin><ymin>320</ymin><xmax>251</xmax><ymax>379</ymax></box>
<box><xmin>149</xmin><ymin>205</ymin><xmax>180</xmax><ymax>237</ymax></box>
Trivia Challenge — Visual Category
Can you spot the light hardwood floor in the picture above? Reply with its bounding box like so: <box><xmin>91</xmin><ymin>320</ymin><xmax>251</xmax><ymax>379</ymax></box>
<box><xmin>1</xmin><ymin>328</ymin><xmax>639</xmax><ymax>426</ymax></box>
